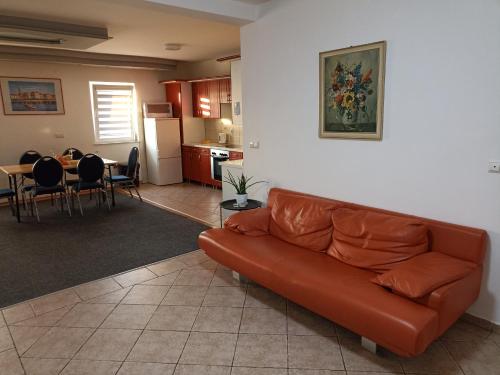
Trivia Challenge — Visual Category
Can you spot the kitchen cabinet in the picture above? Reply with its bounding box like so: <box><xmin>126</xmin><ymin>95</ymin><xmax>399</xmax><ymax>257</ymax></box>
<box><xmin>164</xmin><ymin>82</ymin><xmax>205</xmax><ymax>145</ymax></box>
<box><xmin>181</xmin><ymin>146</ymin><xmax>194</xmax><ymax>180</ymax></box>
<box><xmin>219</xmin><ymin>78</ymin><xmax>231</xmax><ymax>104</ymax></box>
<box><xmin>192</xmin><ymin>78</ymin><xmax>231</xmax><ymax>119</ymax></box>
<box><xmin>231</xmin><ymin>60</ymin><xmax>243</xmax><ymax>125</ymax></box>
<box><xmin>182</xmin><ymin>145</ymin><xmax>212</xmax><ymax>185</ymax></box>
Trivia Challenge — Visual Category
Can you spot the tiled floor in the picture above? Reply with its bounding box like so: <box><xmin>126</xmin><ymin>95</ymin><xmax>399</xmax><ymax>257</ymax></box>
<box><xmin>136</xmin><ymin>183</ymin><xmax>222</xmax><ymax>228</ymax></box>
<box><xmin>1</xmin><ymin>250</ymin><xmax>499</xmax><ymax>375</ymax></box>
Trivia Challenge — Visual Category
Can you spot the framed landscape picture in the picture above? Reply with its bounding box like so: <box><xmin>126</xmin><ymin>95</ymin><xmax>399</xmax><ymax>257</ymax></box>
<box><xmin>319</xmin><ymin>41</ymin><xmax>386</xmax><ymax>140</ymax></box>
<box><xmin>0</xmin><ymin>77</ymin><xmax>65</xmax><ymax>115</ymax></box>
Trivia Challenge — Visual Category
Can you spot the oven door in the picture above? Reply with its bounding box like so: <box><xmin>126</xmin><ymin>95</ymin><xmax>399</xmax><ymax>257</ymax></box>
<box><xmin>211</xmin><ymin>156</ymin><xmax>229</xmax><ymax>181</ymax></box>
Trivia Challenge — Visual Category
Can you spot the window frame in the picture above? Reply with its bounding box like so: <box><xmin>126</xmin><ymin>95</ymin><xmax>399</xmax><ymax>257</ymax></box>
<box><xmin>90</xmin><ymin>81</ymin><xmax>138</xmax><ymax>145</ymax></box>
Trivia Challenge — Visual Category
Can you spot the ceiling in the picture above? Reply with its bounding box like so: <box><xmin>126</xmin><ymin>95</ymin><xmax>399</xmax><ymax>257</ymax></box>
<box><xmin>233</xmin><ymin>0</ymin><xmax>271</xmax><ymax>4</ymax></box>
<box><xmin>0</xmin><ymin>0</ymin><xmax>246</xmax><ymax>61</ymax></box>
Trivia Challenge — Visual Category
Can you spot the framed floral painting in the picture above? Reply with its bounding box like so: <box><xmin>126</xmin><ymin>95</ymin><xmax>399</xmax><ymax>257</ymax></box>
<box><xmin>319</xmin><ymin>41</ymin><xmax>386</xmax><ymax>140</ymax></box>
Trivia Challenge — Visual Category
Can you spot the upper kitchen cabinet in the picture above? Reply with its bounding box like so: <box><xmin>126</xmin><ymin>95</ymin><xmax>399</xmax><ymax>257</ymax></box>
<box><xmin>192</xmin><ymin>77</ymin><xmax>231</xmax><ymax>119</ymax></box>
<box><xmin>219</xmin><ymin>78</ymin><xmax>232</xmax><ymax>104</ymax></box>
<box><xmin>231</xmin><ymin>60</ymin><xmax>243</xmax><ymax>126</ymax></box>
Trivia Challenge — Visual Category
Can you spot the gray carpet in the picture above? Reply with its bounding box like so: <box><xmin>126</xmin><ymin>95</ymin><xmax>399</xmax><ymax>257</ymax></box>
<box><xmin>0</xmin><ymin>194</ymin><xmax>210</xmax><ymax>308</ymax></box>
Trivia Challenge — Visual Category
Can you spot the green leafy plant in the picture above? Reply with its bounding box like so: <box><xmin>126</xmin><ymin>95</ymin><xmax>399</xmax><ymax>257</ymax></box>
<box><xmin>223</xmin><ymin>171</ymin><xmax>264</xmax><ymax>194</ymax></box>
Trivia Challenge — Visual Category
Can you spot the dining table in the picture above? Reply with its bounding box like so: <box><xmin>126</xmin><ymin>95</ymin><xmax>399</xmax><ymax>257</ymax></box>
<box><xmin>0</xmin><ymin>158</ymin><xmax>118</xmax><ymax>222</ymax></box>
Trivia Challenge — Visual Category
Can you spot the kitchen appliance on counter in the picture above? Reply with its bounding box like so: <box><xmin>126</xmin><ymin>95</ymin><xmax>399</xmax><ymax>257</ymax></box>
<box><xmin>210</xmin><ymin>148</ymin><xmax>229</xmax><ymax>181</ymax></box>
<box><xmin>218</xmin><ymin>132</ymin><xmax>227</xmax><ymax>144</ymax></box>
<box><xmin>144</xmin><ymin>118</ymin><xmax>183</xmax><ymax>185</ymax></box>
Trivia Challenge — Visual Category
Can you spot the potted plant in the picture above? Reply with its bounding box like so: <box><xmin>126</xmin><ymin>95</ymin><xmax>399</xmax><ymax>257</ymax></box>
<box><xmin>224</xmin><ymin>171</ymin><xmax>264</xmax><ymax>207</ymax></box>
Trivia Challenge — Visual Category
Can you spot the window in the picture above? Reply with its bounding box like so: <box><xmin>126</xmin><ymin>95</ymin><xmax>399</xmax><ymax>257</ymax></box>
<box><xmin>90</xmin><ymin>82</ymin><xmax>137</xmax><ymax>144</ymax></box>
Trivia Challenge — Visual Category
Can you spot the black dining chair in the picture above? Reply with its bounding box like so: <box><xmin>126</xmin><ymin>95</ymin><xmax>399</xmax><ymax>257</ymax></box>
<box><xmin>62</xmin><ymin>147</ymin><xmax>86</xmax><ymax>194</ymax></box>
<box><xmin>104</xmin><ymin>147</ymin><xmax>143</xmax><ymax>202</ymax></box>
<box><xmin>19</xmin><ymin>150</ymin><xmax>42</xmax><ymax>209</ymax></box>
<box><xmin>62</xmin><ymin>147</ymin><xmax>84</xmax><ymax>179</ymax></box>
<box><xmin>30</xmin><ymin>156</ymin><xmax>71</xmax><ymax>222</ymax></box>
<box><xmin>0</xmin><ymin>188</ymin><xmax>16</xmax><ymax>218</ymax></box>
<box><xmin>71</xmin><ymin>154</ymin><xmax>110</xmax><ymax>216</ymax></box>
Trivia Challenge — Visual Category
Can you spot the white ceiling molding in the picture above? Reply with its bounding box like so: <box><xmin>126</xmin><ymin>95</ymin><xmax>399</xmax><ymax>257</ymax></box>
<box><xmin>144</xmin><ymin>0</ymin><xmax>265</xmax><ymax>24</ymax></box>
<box><xmin>0</xmin><ymin>45</ymin><xmax>177</xmax><ymax>70</ymax></box>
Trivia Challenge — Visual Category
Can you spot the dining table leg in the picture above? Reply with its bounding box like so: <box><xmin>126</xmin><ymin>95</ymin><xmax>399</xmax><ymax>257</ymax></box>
<box><xmin>11</xmin><ymin>174</ymin><xmax>20</xmax><ymax>223</ymax></box>
<box><xmin>108</xmin><ymin>165</ymin><xmax>116</xmax><ymax>207</ymax></box>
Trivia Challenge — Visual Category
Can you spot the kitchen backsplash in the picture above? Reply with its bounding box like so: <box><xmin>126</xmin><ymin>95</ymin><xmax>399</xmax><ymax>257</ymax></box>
<box><xmin>204</xmin><ymin>103</ymin><xmax>243</xmax><ymax>145</ymax></box>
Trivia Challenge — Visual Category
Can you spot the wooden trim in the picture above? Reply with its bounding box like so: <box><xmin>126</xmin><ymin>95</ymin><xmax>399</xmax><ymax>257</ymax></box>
<box><xmin>216</xmin><ymin>54</ymin><xmax>241</xmax><ymax>62</ymax></box>
<box><xmin>187</xmin><ymin>75</ymin><xmax>231</xmax><ymax>83</ymax></box>
<box><xmin>159</xmin><ymin>79</ymin><xmax>188</xmax><ymax>84</ymax></box>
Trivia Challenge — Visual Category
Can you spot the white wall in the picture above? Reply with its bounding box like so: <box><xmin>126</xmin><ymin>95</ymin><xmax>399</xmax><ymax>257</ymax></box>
<box><xmin>241</xmin><ymin>0</ymin><xmax>500</xmax><ymax>323</ymax></box>
<box><xmin>0</xmin><ymin>61</ymin><xmax>174</xmax><ymax>184</ymax></box>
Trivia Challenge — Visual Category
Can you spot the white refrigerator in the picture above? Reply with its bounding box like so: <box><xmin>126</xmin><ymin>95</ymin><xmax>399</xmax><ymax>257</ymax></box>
<box><xmin>144</xmin><ymin>118</ymin><xmax>183</xmax><ymax>185</ymax></box>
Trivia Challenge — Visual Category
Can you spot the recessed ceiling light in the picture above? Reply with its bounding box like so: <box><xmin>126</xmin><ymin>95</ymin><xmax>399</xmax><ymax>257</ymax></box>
<box><xmin>165</xmin><ymin>43</ymin><xmax>182</xmax><ymax>51</ymax></box>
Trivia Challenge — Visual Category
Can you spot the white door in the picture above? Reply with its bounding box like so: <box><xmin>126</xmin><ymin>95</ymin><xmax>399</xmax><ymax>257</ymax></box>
<box><xmin>156</xmin><ymin>119</ymin><xmax>181</xmax><ymax>159</ymax></box>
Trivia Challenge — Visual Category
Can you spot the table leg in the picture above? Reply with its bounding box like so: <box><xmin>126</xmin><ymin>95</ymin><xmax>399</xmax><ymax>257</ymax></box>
<box><xmin>12</xmin><ymin>175</ymin><xmax>20</xmax><ymax>223</ymax></box>
<box><xmin>108</xmin><ymin>165</ymin><xmax>116</xmax><ymax>207</ymax></box>
<box><xmin>220</xmin><ymin>205</ymin><xmax>222</xmax><ymax>228</ymax></box>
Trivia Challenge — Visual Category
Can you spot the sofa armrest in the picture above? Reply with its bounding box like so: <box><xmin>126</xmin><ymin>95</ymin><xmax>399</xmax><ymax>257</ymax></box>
<box><xmin>224</xmin><ymin>207</ymin><xmax>271</xmax><ymax>236</ymax></box>
<box><xmin>415</xmin><ymin>266</ymin><xmax>483</xmax><ymax>336</ymax></box>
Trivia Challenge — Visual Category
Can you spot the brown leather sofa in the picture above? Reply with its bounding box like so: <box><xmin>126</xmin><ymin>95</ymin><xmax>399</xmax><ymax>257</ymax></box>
<box><xmin>198</xmin><ymin>188</ymin><xmax>486</xmax><ymax>357</ymax></box>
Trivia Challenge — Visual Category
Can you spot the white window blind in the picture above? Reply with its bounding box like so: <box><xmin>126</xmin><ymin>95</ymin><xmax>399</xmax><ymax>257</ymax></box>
<box><xmin>91</xmin><ymin>83</ymin><xmax>137</xmax><ymax>144</ymax></box>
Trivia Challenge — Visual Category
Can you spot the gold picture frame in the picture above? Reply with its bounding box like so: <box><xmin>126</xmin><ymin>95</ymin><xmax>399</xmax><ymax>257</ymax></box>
<box><xmin>319</xmin><ymin>41</ymin><xmax>386</xmax><ymax>140</ymax></box>
<box><xmin>0</xmin><ymin>77</ymin><xmax>65</xmax><ymax>115</ymax></box>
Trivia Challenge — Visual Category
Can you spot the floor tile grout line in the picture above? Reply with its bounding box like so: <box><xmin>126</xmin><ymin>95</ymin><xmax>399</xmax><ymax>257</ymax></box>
<box><xmin>335</xmin><ymin>329</ymin><xmax>347</xmax><ymax>372</ymax></box>
<box><xmin>285</xmin><ymin>296</ymin><xmax>289</xmax><ymax>370</ymax></box>
<box><xmin>440</xmin><ymin>339</ymin><xmax>466</xmax><ymax>375</ymax></box>
<box><xmin>4</xmin><ymin>322</ymin><xmax>27</xmax><ymax>374</ymax></box>
<box><xmin>55</xmin><ymin>326</ymin><xmax>98</xmax><ymax>375</ymax></box>
<box><xmin>56</xmin><ymin>267</ymin><xmax>167</xmax><ymax>374</ymax></box>
<box><xmin>230</xmin><ymin>276</ymin><xmax>248</xmax><ymax>369</ymax></box>
<box><xmin>172</xmin><ymin>269</ymin><xmax>212</xmax><ymax>372</ymax></box>
<box><xmin>10</xmin><ymin>304</ymin><xmax>78</xmax><ymax>359</ymax></box>
<box><xmin>57</xmin><ymin>263</ymin><xmax>198</xmax><ymax>373</ymax></box>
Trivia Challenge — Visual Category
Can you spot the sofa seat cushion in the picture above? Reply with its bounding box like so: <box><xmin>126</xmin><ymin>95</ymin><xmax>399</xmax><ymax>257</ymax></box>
<box><xmin>269</xmin><ymin>194</ymin><xmax>335</xmax><ymax>252</ymax></box>
<box><xmin>199</xmin><ymin>228</ymin><xmax>439</xmax><ymax>356</ymax></box>
<box><xmin>224</xmin><ymin>207</ymin><xmax>271</xmax><ymax>236</ymax></box>
<box><xmin>328</xmin><ymin>208</ymin><xmax>429</xmax><ymax>272</ymax></box>
<box><xmin>372</xmin><ymin>252</ymin><xmax>477</xmax><ymax>299</ymax></box>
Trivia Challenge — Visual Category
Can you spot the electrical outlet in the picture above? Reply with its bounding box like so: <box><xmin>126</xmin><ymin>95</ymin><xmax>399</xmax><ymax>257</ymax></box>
<box><xmin>249</xmin><ymin>141</ymin><xmax>260</xmax><ymax>149</ymax></box>
<box><xmin>54</xmin><ymin>133</ymin><xmax>65</xmax><ymax>139</ymax></box>
<box><xmin>489</xmin><ymin>161</ymin><xmax>500</xmax><ymax>173</ymax></box>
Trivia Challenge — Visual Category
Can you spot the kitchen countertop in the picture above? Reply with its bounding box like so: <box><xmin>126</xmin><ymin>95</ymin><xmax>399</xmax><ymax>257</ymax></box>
<box><xmin>220</xmin><ymin>159</ymin><xmax>243</xmax><ymax>168</ymax></box>
<box><xmin>183</xmin><ymin>142</ymin><xmax>243</xmax><ymax>152</ymax></box>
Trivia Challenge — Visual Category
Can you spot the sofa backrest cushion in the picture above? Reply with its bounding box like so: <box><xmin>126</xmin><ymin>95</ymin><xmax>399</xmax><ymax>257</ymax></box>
<box><xmin>267</xmin><ymin>188</ymin><xmax>486</xmax><ymax>265</ymax></box>
<box><xmin>327</xmin><ymin>208</ymin><xmax>429</xmax><ymax>272</ymax></box>
<box><xmin>371</xmin><ymin>252</ymin><xmax>477</xmax><ymax>298</ymax></box>
<box><xmin>269</xmin><ymin>194</ymin><xmax>335</xmax><ymax>252</ymax></box>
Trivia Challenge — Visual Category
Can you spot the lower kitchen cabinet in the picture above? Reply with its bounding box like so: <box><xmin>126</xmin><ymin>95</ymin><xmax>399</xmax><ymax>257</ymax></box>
<box><xmin>182</xmin><ymin>146</ymin><xmax>213</xmax><ymax>185</ymax></box>
<box><xmin>200</xmin><ymin>150</ymin><xmax>212</xmax><ymax>185</ymax></box>
<box><xmin>182</xmin><ymin>146</ymin><xmax>242</xmax><ymax>188</ymax></box>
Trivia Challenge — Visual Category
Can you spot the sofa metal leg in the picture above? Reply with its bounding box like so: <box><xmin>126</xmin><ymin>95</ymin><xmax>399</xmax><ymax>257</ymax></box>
<box><xmin>232</xmin><ymin>271</ymin><xmax>245</xmax><ymax>282</ymax></box>
<box><xmin>361</xmin><ymin>337</ymin><xmax>377</xmax><ymax>354</ymax></box>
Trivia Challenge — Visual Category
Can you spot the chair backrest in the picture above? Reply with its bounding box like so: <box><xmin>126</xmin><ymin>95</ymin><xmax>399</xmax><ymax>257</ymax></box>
<box><xmin>62</xmin><ymin>148</ymin><xmax>84</xmax><ymax>175</ymax></box>
<box><xmin>77</xmin><ymin>154</ymin><xmax>104</xmax><ymax>183</ymax></box>
<box><xmin>32</xmin><ymin>156</ymin><xmax>63</xmax><ymax>187</ymax></box>
<box><xmin>126</xmin><ymin>147</ymin><xmax>139</xmax><ymax>178</ymax></box>
<box><xmin>19</xmin><ymin>150</ymin><xmax>42</xmax><ymax>179</ymax></box>
<box><xmin>62</xmin><ymin>148</ymin><xmax>84</xmax><ymax>160</ymax></box>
